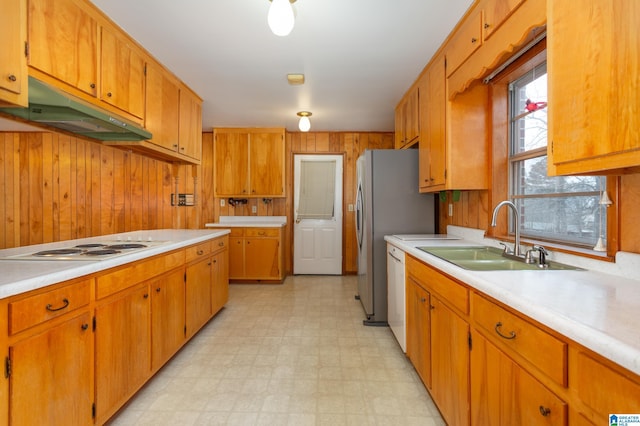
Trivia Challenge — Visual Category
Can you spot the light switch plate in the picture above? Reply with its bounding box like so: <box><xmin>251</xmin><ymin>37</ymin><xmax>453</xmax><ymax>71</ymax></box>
<box><xmin>252</xmin><ymin>206</ymin><xmax>257</xmax><ymax>213</ymax></box>
<box><xmin>220</xmin><ymin>199</ymin><xmax>225</xmax><ymax>207</ymax></box>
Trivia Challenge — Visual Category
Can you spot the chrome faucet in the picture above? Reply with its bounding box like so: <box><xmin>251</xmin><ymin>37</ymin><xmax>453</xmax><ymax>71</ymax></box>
<box><xmin>491</xmin><ymin>200</ymin><xmax>522</xmax><ymax>257</ymax></box>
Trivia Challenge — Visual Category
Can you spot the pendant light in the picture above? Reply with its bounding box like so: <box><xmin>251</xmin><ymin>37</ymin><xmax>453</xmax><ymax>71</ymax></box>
<box><xmin>297</xmin><ymin>111</ymin><xmax>312</xmax><ymax>132</ymax></box>
<box><xmin>268</xmin><ymin>0</ymin><xmax>296</xmax><ymax>36</ymax></box>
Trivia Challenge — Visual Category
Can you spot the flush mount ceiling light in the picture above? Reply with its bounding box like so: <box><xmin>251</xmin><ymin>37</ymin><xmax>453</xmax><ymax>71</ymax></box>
<box><xmin>287</xmin><ymin>73</ymin><xmax>305</xmax><ymax>85</ymax></box>
<box><xmin>268</xmin><ymin>0</ymin><xmax>296</xmax><ymax>36</ymax></box>
<box><xmin>297</xmin><ymin>111</ymin><xmax>312</xmax><ymax>132</ymax></box>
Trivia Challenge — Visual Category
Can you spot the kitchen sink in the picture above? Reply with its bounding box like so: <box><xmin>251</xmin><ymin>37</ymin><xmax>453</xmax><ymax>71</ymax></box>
<box><xmin>417</xmin><ymin>246</ymin><xmax>584</xmax><ymax>271</ymax></box>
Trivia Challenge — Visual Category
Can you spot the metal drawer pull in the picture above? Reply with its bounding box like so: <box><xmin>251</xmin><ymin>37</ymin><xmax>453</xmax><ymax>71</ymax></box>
<box><xmin>539</xmin><ymin>406</ymin><xmax>551</xmax><ymax>416</ymax></box>
<box><xmin>197</xmin><ymin>250</ymin><xmax>204</xmax><ymax>255</ymax></box>
<box><xmin>495</xmin><ymin>322</ymin><xmax>516</xmax><ymax>339</ymax></box>
<box><xmin>46</xmin><ymin>298</ymin><xmax>69</xmax><ymax>312</ymax></box>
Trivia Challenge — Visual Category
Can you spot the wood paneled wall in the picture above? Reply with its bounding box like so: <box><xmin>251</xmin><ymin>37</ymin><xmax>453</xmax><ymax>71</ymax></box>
<box><xmin>0</xmin><ymin>131</ymin><xmax>197</xmax><ymax>249</ymax></box>
<box><xmin>200</xmin><ymin>131</ymin><xmax>394</xmax><ymax>275</ymax></box>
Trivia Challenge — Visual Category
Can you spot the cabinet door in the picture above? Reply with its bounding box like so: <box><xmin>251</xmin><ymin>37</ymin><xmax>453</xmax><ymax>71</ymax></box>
<box><xmin>211</xmin><ymin>248</ymin><xmax>229</xmax><ymax>315</ymax></box>
<box><xmin>185</xmin><ymin>258</ymin><xmax>212</xmax><ymax>337</ymax></box>
<box><xmin>28</xmin><ymin>0</ymin><xmax>98</xmax><ymax>96</ymax></box>
<box><xmin>406</xmin><ymin>277</ymin><xmax>432</xmax><ymax>388</ymax></box>
<box><xmin>214</xmin><ymin>131</ymin><xmax>249</xmax><ymax>196</ymax></box>
<box><xmin>151</xmin><ymin>268</ymin><xmax>186</xmax><ymax>370</ymax></box>
<box><xmin>179</xmin><ymin>88</ymin><xmax>203</xmax><ymax>160</ymax></box>
<box><xmin>446</xmin><ymin>9</ymin><xmax>483</xmax><ymax>77</ymax></box>
<box><xmin>9</xmin><ymin>312</ymin><xmax>92</xmax><ymax>426</ymax></box>
<box><xmin>427</xmin><ymin>54</ymin><xmax>446</xmax><ymax>188</ymax></box>
<box><xmin>145</xmin><ymin>61</ymin><xmax>180</xmax><ymax>152</ymax></box>
<box><xmin>249</xmin><ymin>131</ymin><xmax>285</xmax><ymax>196</ymax></box>
<box><xmin>548</xmin><ymin>0</ymin><xmax>640</xmax><ymax>174</ymax></box>
<box><xmin>471</xmin><ymin>330</ymin><xmax>567</xmax><ymax>426</ymax></box>
<box><xmin>95</xmin><ymin>283</ymin><xmax>151</xmax><ymax>421</ymax></box>
<box><xmin>229</xmin><ymin>236</ymin><xmax>245</xmax><ymax>279</ymax></box>
<box><xmin>483</xmin><ymin>0</ymin><xmax>526</xmax><ymax>40</ymax></box>
<box><xmin>431</xmin><ymin>297</ymin><xmax>469</xmax><ymax>426</ymax></box>
<box><xmin>0</xmin><ymin>0</ymin><xmax>27</xmax><ymax>106</ymax></box>
<box><xmin>244</xmin><ymin>237</ymin><xmax>279</xmax><ymax>279</ymax></box>
<box><xmin>100</xmin><ymin>26</ymin><xmax>145</xmax><ymax>118</ymax></box>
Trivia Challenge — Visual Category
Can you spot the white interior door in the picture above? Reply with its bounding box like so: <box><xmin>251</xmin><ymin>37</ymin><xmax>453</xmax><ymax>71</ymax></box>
<box><xmin>293</xmin><ymin>154</ymin><xmax>343</xmax><ymax>275</ymax></box>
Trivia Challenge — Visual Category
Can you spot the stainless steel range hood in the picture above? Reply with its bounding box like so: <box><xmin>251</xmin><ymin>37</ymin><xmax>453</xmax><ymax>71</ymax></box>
<box><xmin>0</xmin><ymin>77</ymin><xmax>152</xmax><ymax>141</ymax></box>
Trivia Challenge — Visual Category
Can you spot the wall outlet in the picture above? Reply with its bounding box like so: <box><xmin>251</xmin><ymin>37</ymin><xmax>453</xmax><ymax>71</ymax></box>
<box><xmin>252</xmin><ymin>206</ymin><xmax>257</xmax><ymax>213</ymax></box>
<box><xmin>220</xmin><ymin>199</ymin><xmax>225</xmax><ymax>207</ymax></box>
<box><xmin>448</xmin><ymin>203</ymin><xmax>453</xmax><ymax>217</ymax></box>
<box><xmin>348</xmin><ymin>204</ymin><xmax>354</xmax><ymax>212</ymax></box>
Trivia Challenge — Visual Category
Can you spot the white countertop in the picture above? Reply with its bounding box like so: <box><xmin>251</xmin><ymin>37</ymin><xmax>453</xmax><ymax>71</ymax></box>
<box><xmin>205</xmin><ymin>215</ymin><xmax>287</xmax><ymax>228</ymax></box>
<box><xmin>0</xmin><ymin>229</ymin><xmax>230</xmax><ymax>299</ymax></box>
<box><xmin>385</xmin><ymin>226</ymin><xmax>640</xmax><ymax>376</ymax></box>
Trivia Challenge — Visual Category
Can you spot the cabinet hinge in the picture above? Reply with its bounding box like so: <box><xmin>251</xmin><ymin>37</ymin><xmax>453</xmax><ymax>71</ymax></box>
<box><xmin>551</xmin><ymin>140</ymin><xmax>554</xmax><ymax>154</ymax></box>
<box><xmin>444</xmin><ymin>169</ymin><xmax>447</xmax><ymax>179</ymax></box>
<box><xmin>4</xmin><ymin>356</ymin><xmax>11</xmax><ymax>379</ymax></box>
<box><xmin>92</xmin><ymin>403</ymin><xmax>96</xmax><ymax>419</ymax></box>
<box><xmin>468</xmin><ymin>332</ymin><xmax>473</xmax><ymax>350</ymax></box>
<box><xmin>184</xmin><ymin>325</ymin><xmax>187</xmax><ymax>336</ymax></box>
<box><xmin>184</xmin><ymin>272</ymin><xmax>187</xmax><ymax>283</ymax></box>
<box><xmin>24</xmin><ymin>41</ymin><xmax>29</xmax><ymax>58</ymax></box>
<box><xmin>92</xmin><ymin>316</ymin><xmax>96</xmax><ymax>332</ymax></box>
<box><xmin>143</xmin><ymin>63</ymin><xmax>147</xmax><ymax>76</ymax></box>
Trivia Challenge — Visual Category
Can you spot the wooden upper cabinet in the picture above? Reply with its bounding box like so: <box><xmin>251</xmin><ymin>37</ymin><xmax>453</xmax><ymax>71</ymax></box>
<box><xmin>249</xmin><ymin>131</ymin><xmax>285</xmax><ymax>196</ymax></box>
<box><xmin>482</xmin><ymin>0</ymin><xmax>526</xmax><ymax>40</ymax></box>
<box><xmin>100</xmin><ymin>26</ymin><xmax>145</xmax><ymax>119</ymax></box>
<box><xmin>178</xmin><ymin>88</ymin><xmax>203</xmax><ymax>160</ymax></box>
<box><xmin>214</xmin><ymin>128</ymin><xmax>285</xmax><ymax>198</ymax></box>
<box><xmin>395</xmin><ymin>86</ymin><xmax>419</xmax><ymax>149</ymax></box>
<box><xmin>27</xmin><ymin>0</ymin><xmax>98</xmax><ymax>96</ymax></box>
<box><xmin>145</xmin><ymin>60</ymin><xmax>180</xmax><ymax>152</ymax></box>
<box><xmin>548</xmin><ymin>0</ymin><xmax>640</xmax><ymax>175</ymax></box>
<box><xmin>419</xmin><ymin>53</ymin><xmax>447</xmax><ymax>192</ymax></box>
<box><xmin>214</xmin><ymin>130</ymin><xmax>250</xmax><ymax>196</ymax></box>
<box><xmin>446</xmin><ymin>8</ymin><xmax>483</xmax><ymax>77</ymax></box>
<box><xmin>0</xmin><ymin>0</ymin><xmax>28</xmax><ymax>107</ymax></box>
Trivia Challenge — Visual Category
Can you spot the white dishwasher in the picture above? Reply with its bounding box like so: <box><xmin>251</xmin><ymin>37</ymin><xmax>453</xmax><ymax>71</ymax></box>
<box><xmin>387</xmin><ymin>243</ymin><xmax>406</xmax><ymax>352</ymax></box>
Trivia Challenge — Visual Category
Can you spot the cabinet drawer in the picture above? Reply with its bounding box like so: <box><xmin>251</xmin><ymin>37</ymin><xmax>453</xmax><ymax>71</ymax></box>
<box><xmin>96</xmin><ymin>250</ymin><xmax>185</xmax><ymax>299</ymax></box>
<box><xmin>446</xmin><ymin>10</ymin><xmax>483</xmax><ymax>77</ymax></box>
<box><xmin>575</xmin><ymin>351</ymin><xmax>640</xmax><ymax>417</ymax></box>
<box><xmin>9</xmin><ymin>278</ymin><xmax>91</xmax><ymax>335</ymax></box>
<box><xmin>406</xmin><ymin>255</ymin><xmax>468</xmax><ymax>314</ymax></box>
<box><xmin>229</xmin><ymin>228</ymin><xmax>244</xmax><ymax>237</ymax></box>
<box><xmin>245</xmin><ymin>228</ymin><xmax>279</xmax><ymax>238</ymax></box>
<box><xmin>472</xmin><ymin>293</ymin><xmax>567</xmax><ymax>386</ymax></box>
<box><xmin>211</xmin><ymin>235</ymin><xmax>228</xmax><ymax>253</ymax></box>
<box><xmin>186</xmin><ymin>241</ymin><xmax>212</xmax><ymax>262</ymax></box>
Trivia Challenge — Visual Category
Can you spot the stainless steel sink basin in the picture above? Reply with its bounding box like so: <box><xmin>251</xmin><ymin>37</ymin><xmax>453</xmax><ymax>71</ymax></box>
<box><xmin>417</xmin><ymin>246</ymin><xmax>584</xmax><ymax>271</ymax></box>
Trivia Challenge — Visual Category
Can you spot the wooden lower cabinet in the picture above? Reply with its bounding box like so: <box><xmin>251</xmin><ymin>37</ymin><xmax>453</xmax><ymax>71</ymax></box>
<box><xmin>431</xmin><ymin>296</ymin><xmax>470</xmax><ymax>426</ymax></box>
<box><xmin>95</xmin><ymin>282</ymin><xmax>151</xmax><ymax>423</ymax></box>
<box><xmin>185</xmin><ymin>256</ymin><xmax>212</xmax><ymax>338</ymax></box>
<box><xmin>229</xmin><ymin>227</ymin><xmax>283</xmax><ymax>282</ymax></box>
<box><xmin>212</xmin><ymin>247</ymin><xmax>229</xmax><ymax>315</ymax></box>
<box><xmin>151</xmin><ymin>268</ymin><xmax>187</xmax><ymax>371</ymax></box>
<box><xmin>9</xmin><ymin>311</ymin><xmax>93</xmax><ymax>426</ymax></box>
<box><xmin>406</xmin><ymin>276</ymin><xmax>432</xmax><ymax>388</ymax></box>
<box><xmin>470</xmin><ymin>329</ymin><xmax>567</xmax><ymax>425</ymax></box>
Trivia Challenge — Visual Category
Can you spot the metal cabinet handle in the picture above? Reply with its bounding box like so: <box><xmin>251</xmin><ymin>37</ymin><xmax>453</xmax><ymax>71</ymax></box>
<box><xmin>90</xmin><ymin>83</ymin><xmax>96</xmax><ymax>89</ymax></box>
<box><xmin>143</xmin><ymin>293</ymin><xmax>149</xmax><ymax>299</ymax></box>
<box><xmin>46</xmin><ymin>298</ymin><xmax>69</xmax><ymax>312</ymax></box>
<box><xmin>218</xmin><ymin>242</ymin><xmax>224</xmax><ymax>247</ymax></box>
<box><xmin>539</xmin><ymin>406</ymin><xmax>551</xmax><ymax>416</ymax></box>
<box><xmin>81</xmin><ymin>323</ymin><xmax>89</xmax><ymax>331</ymax></box>
<box><xmin>107</xmin><ymin>92</ymin><xmax>112</xmax><ymax>97</ymax></box>
<box><xmin>471</xmin><ymin>37</ymin><xmax>478</xmax><ymax>43</ymax></box>
<box><xmin>495</xmin><ymin>322</ymin><xmax>516</xmax><ymax>339</ymax></box>
<box><xmin>8</xmin><ymin>74</ymin><xmax>17</xmax><ymax>82</ymax></box>
<box><xmin>484</xmin><ymin>23</ymin><xmax>490</xmax><ymax>29</ymax></box>
<box><xmin>420</xmin><ymin>297</ymin><xmax>426</xmax><ymax>303</ymax></box>
<box><xmin>197</xmin><ymin>250</ymin><xmax>204</xmax><ymax>255</ymax></box>
<box><xmin>258</xmin><ymin>231</ymin><xmax>265</xmax><ymax>236</ymax></box>
<box><xmin>156</xmin><ymin>287</ymin><xmax>161</xmax><ymax>293</ymax></box>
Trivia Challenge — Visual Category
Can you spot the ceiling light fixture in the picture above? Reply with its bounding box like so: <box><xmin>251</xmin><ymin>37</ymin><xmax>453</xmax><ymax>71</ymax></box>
<box><xmin>297</xmin><ymin>111</ymin><xmax>312</xmax><ymax>132</ymax></box>
<box><xmin>268</xmin><ymin>0</ymin><xmax>296</xmax><ymax>37</ymax></box>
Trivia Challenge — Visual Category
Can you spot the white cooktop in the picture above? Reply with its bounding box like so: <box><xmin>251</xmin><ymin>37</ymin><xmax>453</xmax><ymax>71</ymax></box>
<box><xmin>392</xmin><ymin>234</ymin><xmax>461</xmax><ymax>241</ymax></box>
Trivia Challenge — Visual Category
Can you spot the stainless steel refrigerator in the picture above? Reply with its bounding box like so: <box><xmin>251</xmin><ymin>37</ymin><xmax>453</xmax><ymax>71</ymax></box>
<box><xmin>355</xmin><ymin>149</ymin><xmax>436</xmax><ymax>325</ymax></box>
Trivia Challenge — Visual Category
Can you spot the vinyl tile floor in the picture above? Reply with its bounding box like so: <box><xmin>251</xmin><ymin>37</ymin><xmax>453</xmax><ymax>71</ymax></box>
<box><xmin>108</xmin><ymin>275</ymin><xmax>445</xmax><ymax>426</ymax></box>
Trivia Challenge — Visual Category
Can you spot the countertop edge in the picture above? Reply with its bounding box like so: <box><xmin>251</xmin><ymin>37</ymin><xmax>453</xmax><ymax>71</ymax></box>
<box><xmin>385</xmin><ymin>235</ymin><xmax>640</xmax><ymax>377</ymax></box>
<box><xmin>0</xmin><ymin>229</ymin><xmax>230</xmax><ymax>299</ymax></box>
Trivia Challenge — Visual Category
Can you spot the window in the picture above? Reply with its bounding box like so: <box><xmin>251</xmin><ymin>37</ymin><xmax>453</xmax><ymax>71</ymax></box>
<box><xmin>508</xmin><ymin>63</ymin><xmax>606</xmax><ymax>248</ymax></box>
